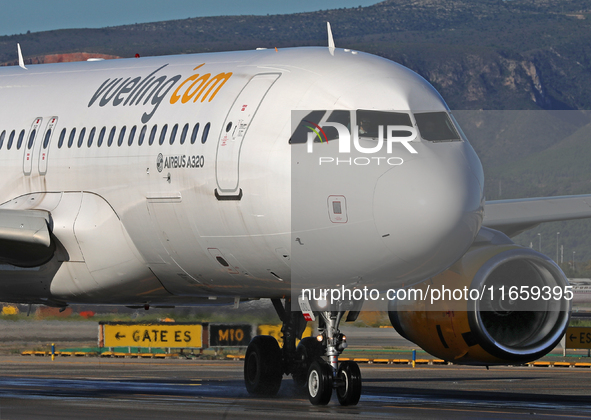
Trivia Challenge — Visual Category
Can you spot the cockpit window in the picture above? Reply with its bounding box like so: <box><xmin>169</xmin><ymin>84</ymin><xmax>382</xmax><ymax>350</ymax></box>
<box><xmin>289</xmin><ymin>110</ymin><xmax>325</xmax><ymax>144</ymax></box>
<box><xmin>290</xmin><ymin>110</ymin><xmax>351</xmax><ymax>144</ymax></box>
<box><xmin>414</xmin><ymin>112</ymin><xmax>460</xmax><ymax>142</ymax></box>
<box><xmin>356</xmin><ymin>110</ymin><xmax>413</xmax><ymax>139</ymax></box>
<box><xmin>323</xmin><ymin>110</ymin><xmax>351</xmax><ymax>141</ymax></box>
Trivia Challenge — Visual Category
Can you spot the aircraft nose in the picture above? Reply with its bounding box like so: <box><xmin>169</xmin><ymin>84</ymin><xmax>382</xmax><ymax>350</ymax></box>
<box><xmin>373</xmin><ymin>146</ymin><xmax>482</xmax><ymax>278</ymax></box>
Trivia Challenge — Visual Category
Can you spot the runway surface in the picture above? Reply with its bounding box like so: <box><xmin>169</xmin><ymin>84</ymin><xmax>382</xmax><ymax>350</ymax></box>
<box><xmin>0</xmin><ymin>357</ymin><xmax>590</xmax><ymax>419</ymax></box>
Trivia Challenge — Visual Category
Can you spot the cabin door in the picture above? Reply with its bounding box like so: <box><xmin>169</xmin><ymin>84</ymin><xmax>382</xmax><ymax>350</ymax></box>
<box><xmin>38</xmin><ymin>117</ymin><xmax>58</xmax><ymax>175</ymax></box>
<box><xmin>22</xmin><ymin>117</ymin><xmax>42</xmax><ymax>175</ymax></box>
<box><xmin>214</xmin><ymin>73</ymin><xmax>280</xmax><ymax>199</ymax></box>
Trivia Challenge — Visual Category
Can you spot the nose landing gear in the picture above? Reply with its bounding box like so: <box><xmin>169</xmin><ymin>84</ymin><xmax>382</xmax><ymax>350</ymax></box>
<box><xmin>335</xmin><ymin>360</ymin><xmax>362</xmax><ymax>406</ymax></box>
<box><xmin>304</xmin><ymin>310</ymin><xmax>362</xmax><ymax>405</ymax></box>
<box><xmin>307</xmin><ymin>359</ymin><xmax>333</xmax><ymax>405</ymax></box>
<box><xmin>243</xmin><ymin>298</ymin><xmax>362</xmax><ymax>406</ymax></box>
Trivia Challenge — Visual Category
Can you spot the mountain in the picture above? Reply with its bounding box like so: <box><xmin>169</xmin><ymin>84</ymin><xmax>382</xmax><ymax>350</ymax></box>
<box><xmin>2</xmin><ymin>0</ymin><xmax>591</xmax><ymax>264</ymax></box>
<box><xmin>2</xmin><ymin>0</ymin><xmax>591</xmax><ymax>111</ymax></box>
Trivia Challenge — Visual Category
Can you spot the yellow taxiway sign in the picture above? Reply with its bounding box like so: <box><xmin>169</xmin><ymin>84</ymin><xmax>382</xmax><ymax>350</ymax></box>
<box><xmin>103</xmin><ymin>323</ymin><xmax>203</xmax><ymax>348</ymax></box>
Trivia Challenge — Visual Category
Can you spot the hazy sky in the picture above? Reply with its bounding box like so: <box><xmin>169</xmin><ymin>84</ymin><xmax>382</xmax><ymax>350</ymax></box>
<box><xmin>0</xmin><ymin>0</ymin><xmax>380</xmax><ymax>36</ymax></box>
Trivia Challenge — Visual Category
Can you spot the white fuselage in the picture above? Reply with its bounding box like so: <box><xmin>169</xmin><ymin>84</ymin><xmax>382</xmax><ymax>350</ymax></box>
<box><xmin>0</xmin><ymin>47</ymin><xmax>484</xmax><ymax>306</ymax></box>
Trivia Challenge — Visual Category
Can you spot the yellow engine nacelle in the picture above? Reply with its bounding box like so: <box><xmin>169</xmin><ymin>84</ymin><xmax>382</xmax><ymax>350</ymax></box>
<box><xmin>388</xmin><ymin>228</ymin><xmax>570</xmax><ymax>365</ymax></box>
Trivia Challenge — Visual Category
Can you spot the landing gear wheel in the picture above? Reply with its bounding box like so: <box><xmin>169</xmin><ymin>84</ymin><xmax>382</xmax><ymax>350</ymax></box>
<box><xmin>307</xmin><ymin>359</ymin><xmax>333</xmax><ymax>405</ymax></box>
<box><xmin>336</xmin><ymin>361</ymin><xmax>362</xmax><ymax>406</ymax></box>
<box><xmin>244</xmin><ymin>336</ymin><xmax>283</xmax><ymax>396</ymax></box>
<box><xmin>292</xmin><ymin>337</ymin><xmax>324</xmax><ymax>390</ymax></box>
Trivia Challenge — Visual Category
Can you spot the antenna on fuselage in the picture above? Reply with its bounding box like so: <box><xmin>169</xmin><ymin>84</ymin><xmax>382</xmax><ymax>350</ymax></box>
<box><xmin>327</xmin><ymin>22</ymin><xmax>335</xmax><ymax>55</ymax></box>
<box><xmin>17</xmin><ymin>43</ymin><xmax>27</xmax><ymax>70</ymax></box>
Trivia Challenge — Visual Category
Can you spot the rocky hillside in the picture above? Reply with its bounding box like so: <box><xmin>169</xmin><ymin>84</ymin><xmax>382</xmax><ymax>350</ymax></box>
<box><xmin>3</xmin><ymin>0</ymin><xmax>591</xmax><ymax>261</ymax></box>
<box><xmin>2</xmin><ymin>0</ymin><xmax>591</xmax><ymax>111</ymax></box>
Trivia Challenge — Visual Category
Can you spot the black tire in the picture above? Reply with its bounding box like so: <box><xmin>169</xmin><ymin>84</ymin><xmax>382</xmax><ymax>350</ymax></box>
<box><xmin>292</xmin><ymin>337</ymin><xmax>324</xmax><ymax>389</ymax></box>
<box><xmin>336</xmin><ymin>361</ymin><xmax>362</xmax><ymax>406</ymax></box>
<box><xmin>244</xmin><ymin>335</ymin><xmax>283</xmax><ymax>396</ymax></box>
<box><xmin>307</xmin><ymin>359</ymin><xmax>333</xmax><ymax>405</ymax></box>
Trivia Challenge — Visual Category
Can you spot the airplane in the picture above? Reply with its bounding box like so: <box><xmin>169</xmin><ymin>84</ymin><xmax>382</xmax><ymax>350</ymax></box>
<box><xmin>0</xmin><ymin>23</ymin><xmax>587</xmax><ymax>406</ymax></box>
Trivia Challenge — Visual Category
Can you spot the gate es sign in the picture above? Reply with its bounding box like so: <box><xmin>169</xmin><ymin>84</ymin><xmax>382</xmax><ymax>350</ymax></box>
<box><xmin>102</xmin><ymin>323</ymin><xmax>203</xmax><ymax>348</ymax></box>
<box><xmin>565</xmin><ymin>327</ymin><xmax>591</xmax><ymax>349</ymax></box>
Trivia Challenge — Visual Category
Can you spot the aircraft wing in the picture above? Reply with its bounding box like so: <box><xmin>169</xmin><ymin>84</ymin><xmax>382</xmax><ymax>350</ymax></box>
<box><xmin>0</xmin><ymin>209</ymin><xmax>54</xmax><ymax>267</ymax></box>
<box><xmin>483</xmin><ymin>195</ymin><xmax>591</xmax><ymax>237</ymax></box>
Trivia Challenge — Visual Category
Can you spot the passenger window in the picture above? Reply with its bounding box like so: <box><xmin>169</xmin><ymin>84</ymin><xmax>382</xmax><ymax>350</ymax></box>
<box><xmin>169</xmin><ymin>124</ymin><xmax>178</xmax><ymax>145</ymax></box>
<box><xmin>43</xmin><ymin>129</ymin><xmax>52</xmax><ymax>149</ymax></box>
<box><xmin>191</xmin><ymin>123</ymin><xmax>200</xmax><ymax>144</ymax></box>
<box><xmin>201</xmin><ymin>123</ymin><xmax>210</xmax><ymax>144</ymax></box>
<box><xmin>0</xmin><ymin>130</ymin><xmax>5</xmax><ymax>149</ymax></box>
<box><xmin>118</xmin><ymin>126</ymin><xmax>127</xmax><ymax>147</ymax></box>
<box><xmin>87</xmin><ymin>127</ymin><xmax>96</xmax><ymax>147</ymax></box>
<box><xmin>97</xmin><ymin>127</ymin><xmax>106</xmax><ymax>147</ymax></box>
<box><xmin>138</xmin><ymin>125</ymin><xmax>147</xmax><ymax>146</ymax></box>
<box><xmin>414</xmin><ymin>112</ymin><xmax>460</xmax><ymax>142</ymax></box>
<box><xmin>77</xmin><ymin>127</ymin><xmax>86</xmax><ymax>148</ymax></box>
<box><xmin>107</xmin><ymin>127</ymin><xmax>116</xmax><ymax>147</ymax></box>
<box><xmin>68</xmin><ymin>128</ymin><xmax>76</xmax><ymax>148</ymax></box>
<box><xmin>180</xmin><ymin>123</ymin><xmax>189</xmax><ymax>145</ymax></box>
<box><xmin>159</xmin><ymin>124</ymin><xmax>168</xmax><ymax>145</ymax></box>
<box><xmin>149</xmin><ymin>125</ymin><xmax>157</xmax><ymax>146</ymax></box>
<box><xmin>27</xmin><ymin>129</ymin><xmax>37</xmax><ymax>149</ymax></box>
<box><xmin>7</xmin><ymin>130</ymin><xmax>15</xmax><ymax>150</ymax></box>
<box><xmin>58</xmin><ymin>128</ymin><xmax>66</xmax><ymax>148</ymax></box>
<box><xmin>16</xmin><ymin>130</ymin><xmax>25</xmax><ymax>150</ymax></box>
<box><xmin>128</xmin><ymin>126</ymin><xmax>137</xmax><ymax>146</ymax></box>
